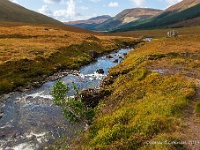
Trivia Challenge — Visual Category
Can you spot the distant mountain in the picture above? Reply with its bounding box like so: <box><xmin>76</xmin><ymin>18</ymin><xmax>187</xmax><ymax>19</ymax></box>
<box><xmin>166</xmin><ymin>0</ymin><xmax>200</xmax><ymax>12</ymax></box>
<box><xmin>116</xmin><ymin>0</ymin><xmax>200</xmax><ymax>31</ymax></box>
<box><xmin>65</xmin><ymin>8</ymin><xmax>162</xmax><ymax>31</ymax></box>
<box><xmin>0</xmin><ymin>0</ymin><xmax>63</xmax><ymax>25</ymax></box>
<box><xmin>65</xmin><ymin>15</ymin><xmax>111</xmax><ymax>30</ymax></box>
<box><xmin>93</xmin><ymin>8</ymin><xmax>162</xmax><ymax>31</ymax></box>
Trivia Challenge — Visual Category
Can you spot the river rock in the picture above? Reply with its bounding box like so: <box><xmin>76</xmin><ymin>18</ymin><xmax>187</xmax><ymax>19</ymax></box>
<box><xmin>89</xmin><ymin>50</ymin><xmax>98</xmax><ymax>59</ymax></box>
<box><xmin>106</xmin><ymin>55</ymin><xmax>113</xmax><ymax>58</ymax></box>
<box><xmin>0</xmin><ymin>113</ymin><xmax>3</xmax><ymax>119</ymax></box>
<box><xmin>0</xmin><ymin>103</ymin><xmax>5</xmax><ymax>118</ymax></box>
<box><xmin>96</xmin><ymin>69</ymin><xmax>104</xmax><ymax>74</ymax></box>
<box><xmin>113</xmin><ymin>59</ymin><xmax>118</xmax><ymax>63</ymax></box>
<box><xmin>100</xmin><ymin>75</ymin><xmax>116</xmax><ymax>88</ymax></box>
<box><xmin>55</xmin><ymin>64</ymin><xmax>66</xmax><ymax>71</ymax></box>
<box><xmin>81</xmin><ymin>88</ymin><xmax>104</xmax><ymax>107</ymax></box>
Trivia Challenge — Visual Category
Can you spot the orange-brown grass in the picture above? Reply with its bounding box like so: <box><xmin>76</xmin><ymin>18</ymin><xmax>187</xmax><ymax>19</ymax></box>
<box><xmin>108</xmin><ymin>26</ymin><xmax>200</xmax><ymax>38</ymax></box>
<box><xmin>67</xmin><ymin>28</ymin><xmax>200</xmax><ymax>149</ymax></box>
<box><xmin>0</xmin><ymin>22</ymin><xmax>138</xmax><ymax>94</ymax></box>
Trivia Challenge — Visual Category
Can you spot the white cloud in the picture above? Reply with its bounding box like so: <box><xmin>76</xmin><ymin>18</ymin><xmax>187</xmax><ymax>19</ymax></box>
<box><xmin>165</xmin><ymin>0</ymin><xmax>183</xmax><ymax>5</ymax></box>
<box><xmin>108</xmin><ymin>2</ymin><xmax>118</xmax><ymax>7</ymax></box>
<box><xmin>38</xmin><ymin>0</ymin><xmax>98</xmax><ymax>22</ymax></box>
<box><xmin>38</xmin><ymin>5</ymin><xmax>53</xmax><ymax>16</ymax></box>
<box><xmin>131</xmin><ymin>0</ymin><xmax>145</xmax><ymax>7</ymax></box>
<box><xmin>43</xmin><ymin>0</ymin><xmax>61</xmax><ymax>3</ymax></box>
<box><xmin>52</xmin><ymin>0</ymin><xmax>77</xmax><ymax>20</ymax></box>
<box><xmin>9</xmin><ymin>0</ymin><xmax>18</xmax><ymax>3</ymax></box>
<box><xmin>80</xmin><ymin>6</ymin><xmax>89</xmax><ymax>10</ymax></box>
<box><xmin>89</xmin><ymin>0</ymin><xmax>101</xmax><ymax>3</ymax></box>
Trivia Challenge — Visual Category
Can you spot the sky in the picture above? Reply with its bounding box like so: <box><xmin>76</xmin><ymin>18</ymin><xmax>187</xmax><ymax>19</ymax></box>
<box><xmin>9</xmin><ymin>0</ymin><xmax>183</xmax><ymax>22</ymax></box>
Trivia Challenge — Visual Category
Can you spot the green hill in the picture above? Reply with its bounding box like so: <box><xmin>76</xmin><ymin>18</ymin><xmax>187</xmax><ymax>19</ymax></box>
<box><xmin>115</xmin><ymin>0</ymin><xmax>200</xmax><ymax>31</ymax></box>
<box><xmin>0</xmin><ymin>0</ymin><xmax>63</xmax><ymax>25</ymax></box>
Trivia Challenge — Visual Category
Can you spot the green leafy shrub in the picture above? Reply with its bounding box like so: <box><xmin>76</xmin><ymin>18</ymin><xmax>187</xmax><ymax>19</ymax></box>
<box><xmin>51</xmin><ymin>80</ymin><xmax>95</xmax><ymax>123</ymax></box>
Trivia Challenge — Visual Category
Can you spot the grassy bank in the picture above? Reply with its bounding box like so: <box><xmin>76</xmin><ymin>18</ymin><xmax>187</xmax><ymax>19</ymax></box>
<box><xmin>0</xmin><ymin>22</ymin><xmax>138</xmax><ymax>94</ymax></box>
<box><xmin>66</xmin><ymin>30</ymin><xmax>200</xmax><ymax>149</ymax></box>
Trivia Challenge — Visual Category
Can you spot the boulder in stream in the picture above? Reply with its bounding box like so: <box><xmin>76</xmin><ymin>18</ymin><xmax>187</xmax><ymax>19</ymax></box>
<box><xmin>0</xmin><ymin>103</ymin><xmax>5</xmax><ymax>119</ymax></box>
<box><xmin>89</xmin><ymin>50</ymin><xmax>98</xmax><ymax>59</ymax></box>
<box><xmin>113</xmin><ymin>59</ymin><xmax>118</xmax><ymax>63</ymax></box>
<box><xmin>96</xmin><ymin>69</ymin><xmax>104</xmax><ymax>74</ymax></box>
<box><xmin>106</xmin><ymin>55</ymin><xmax>113</xmax><ymax>58</ymax></box>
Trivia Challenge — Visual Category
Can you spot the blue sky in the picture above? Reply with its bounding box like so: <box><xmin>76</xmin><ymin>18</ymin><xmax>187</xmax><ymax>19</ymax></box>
<box><xmin>9</xmin><ymin>0</ymin><xmax>183</xmax><ymax>22</ymax></box>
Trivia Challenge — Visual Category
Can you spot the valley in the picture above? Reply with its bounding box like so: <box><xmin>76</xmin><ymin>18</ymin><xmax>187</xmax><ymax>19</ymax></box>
<box><xmin>0</xmin><ymin>0</ymin><xmax>200</xmax><ymax>149</ymax></box>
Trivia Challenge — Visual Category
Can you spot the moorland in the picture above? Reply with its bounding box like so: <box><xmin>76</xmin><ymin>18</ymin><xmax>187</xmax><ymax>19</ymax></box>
<box><xmin>48</xmin><ymin>26</ymin><xmax>200</xmax><ymax>150</ymax></box>
<box><xmin>0</xmin><ymin>22</ymin><xmax>138</xmax><ymax>95</ymax></box>
<box><xmin>0</xmin><ymin>0</ymin><xmax>200</xmax><ymax>149</ymax></box>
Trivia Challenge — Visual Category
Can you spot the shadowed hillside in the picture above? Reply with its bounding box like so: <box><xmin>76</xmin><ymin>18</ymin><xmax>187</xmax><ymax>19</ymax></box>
<box><xmin>0</xmin><ymin>0</ymin><xmax>63</xmax><ymax>25</ymax></box>
<box><xmin>115</xmin><ymin>0</ymin><xmax>200</xmax><ymax>31</ymax></box>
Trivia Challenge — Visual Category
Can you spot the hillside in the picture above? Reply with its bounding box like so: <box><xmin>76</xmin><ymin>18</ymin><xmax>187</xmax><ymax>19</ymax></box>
<box><xmin>166</xmin><ymin>0</ymin><xmax>200</xmax><ymax>12</ymax></box>
<box><xmin>0</xmin><ymin>0</ymin><xmax>63</xmax><ymax>25</ymax></box>
<box><xmin>61</xmin><ymin>27</ymin><xmax>200</xmax><ymax>150</ymax></box>
<box><xmin>65</xmin><ymin>15</ymin><xmax>111</xmax><ymax>30</ymax></box>
<box><xmin>116</xmin><ymin>0</ymin><xmax>200</xmax><ymax>31</ymax></box>
<box><xmin>66</xmin><ymin>8</ymin><xmax>162</xmax><ymax>31</ymax></box>
<box><xmin>0</xmin><ymin>22</ymin><xmax>137</xmax><ymax>94</ymax></box>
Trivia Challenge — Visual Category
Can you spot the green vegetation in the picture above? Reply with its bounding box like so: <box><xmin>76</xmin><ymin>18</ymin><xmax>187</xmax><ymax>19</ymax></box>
<box><xmin>115</xmin><ymin>3</ymin><xmax>200</xmax><ymax>31</ymax></box>
<box><xmin>51</xmin><ymin>80</ymin><xmax>95</xmax><ymax>123</ymax></box>
<box><xmin>194</xmin><ymin>101</ymin><xmax>200</xmax><ymax>113</ymax></box>
<box><xmin>67</xmin><ymin>34</ymin><xmax>200</xmax><ymax>149</ymax></box>
<box><xmin>0</xmin><ymin>23</ymin><xmax>138</xmax><ymax>94</ymax></box>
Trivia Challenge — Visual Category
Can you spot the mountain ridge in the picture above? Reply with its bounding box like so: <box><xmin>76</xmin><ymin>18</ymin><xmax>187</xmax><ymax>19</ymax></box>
<box><xmin>65</xmin><ymin>8</ymin><xmax>162</xmax><ymax>31</ymax></box>
<box><xmin>114</xmin><ymin>0</ymin><xmax>200</xmax><ymax>32</ymax></box>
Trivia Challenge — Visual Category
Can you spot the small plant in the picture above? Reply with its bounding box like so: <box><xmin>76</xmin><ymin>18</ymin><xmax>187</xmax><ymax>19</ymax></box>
<box><xmin>51</xmin><ymin>80</ymin><xmax>95</xmax><ymax>124</ymax></box>
<box><xmin>194</xmin><ymin>101</ymin><xmax>200</xmax><ymax>113</ymax></box>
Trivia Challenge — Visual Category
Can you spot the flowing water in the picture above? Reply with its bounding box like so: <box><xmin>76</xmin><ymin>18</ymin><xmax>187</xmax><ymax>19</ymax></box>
<box><xmin>0</xmin><ymin>48</ymin><xmax>133</xmax><ymax>150</ymax></box>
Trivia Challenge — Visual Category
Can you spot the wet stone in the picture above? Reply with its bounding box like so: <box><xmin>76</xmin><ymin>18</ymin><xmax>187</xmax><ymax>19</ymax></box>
<box><xmin>96</xmin><ymin>69</ymin><xmax>104</xmax><ymax>74</ymax></box>
<box><xmin>106</xmin><ymin>55</ymin><xmax>113</xmax><ymax>58</ymax></box>
<box><xmin>113</xmin><ymin>59</ymin><xmax>118</xmax><ymax>63</ymax></box>
<box><xmin>89</xmin><ymin>50</ymin><xmax>98</xmax><ymax>59</ymax></box>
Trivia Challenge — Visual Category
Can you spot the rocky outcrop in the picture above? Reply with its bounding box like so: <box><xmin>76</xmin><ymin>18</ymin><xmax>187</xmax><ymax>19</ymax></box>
<box><xmin>81</xmin><ymin>88</ymin><xmax>111</xmax><ymax>107</ymax></box>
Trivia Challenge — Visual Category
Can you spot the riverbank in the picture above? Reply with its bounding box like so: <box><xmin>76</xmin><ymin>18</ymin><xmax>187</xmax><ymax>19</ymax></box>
<box><xmin>0</xmin><ymin>46</ymin><xmax>137</xmax><ymax>149</ymax></box>
<box><xmin>0</xmin><ymin>23</ymin><xmax>139</xmax><ymax>95</ymax></box>
<box><xmin>64</xmin><ymin>33</ymin><xmax>200</xmax><ymax>149</ymax></box>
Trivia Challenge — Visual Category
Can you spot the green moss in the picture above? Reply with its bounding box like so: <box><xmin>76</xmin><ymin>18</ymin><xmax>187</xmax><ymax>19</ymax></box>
<box><xmin>194</xmin><ymin>101</ymin><xmax>200</xmax><ymax>113</ymax></box>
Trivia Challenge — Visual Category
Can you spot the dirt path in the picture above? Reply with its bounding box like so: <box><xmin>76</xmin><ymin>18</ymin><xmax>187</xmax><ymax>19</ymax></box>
<box><xmin>181</xmin><ymin>79</ymin><xmax>200</xmax><ymax>150</ymax></box>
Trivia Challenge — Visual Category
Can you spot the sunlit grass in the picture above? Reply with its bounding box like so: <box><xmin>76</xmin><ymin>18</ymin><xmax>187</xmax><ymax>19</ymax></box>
<box><xmin>0</xmin><ymin>22</ymin><xmax>138</xmax><ymax>94</ymax></box>
<box><xmin>70</xmin><ymin>28</ymin><xmax>200</xmax><ymax>149</ymax></box>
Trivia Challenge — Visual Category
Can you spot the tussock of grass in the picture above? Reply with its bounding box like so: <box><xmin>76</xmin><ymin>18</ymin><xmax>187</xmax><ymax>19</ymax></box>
<box><xmin>71</xmin><ymin>33</ymin><xmax>200</xmax><ymax>149</ymax></box>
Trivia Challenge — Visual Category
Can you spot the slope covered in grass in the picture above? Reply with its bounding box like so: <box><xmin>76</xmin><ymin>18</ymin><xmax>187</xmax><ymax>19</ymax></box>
<box><xmin>115</xmin><ymin>1</ymin><xmax>200</xmax><ymax>31</ymax></box>
<box><xmin>0</xmin><ymin>0</ymin><xmax>62</xmax><ymax>25</ymax></box>
<box><xmin>0</xmin><ymin>22</ymin><xmax>138</xmax><ymax>94</ymax></box>
<box><xmin>69</xmin><ymin>30</ymin><xmax>200</xmax><ymax>149</ymax></box>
